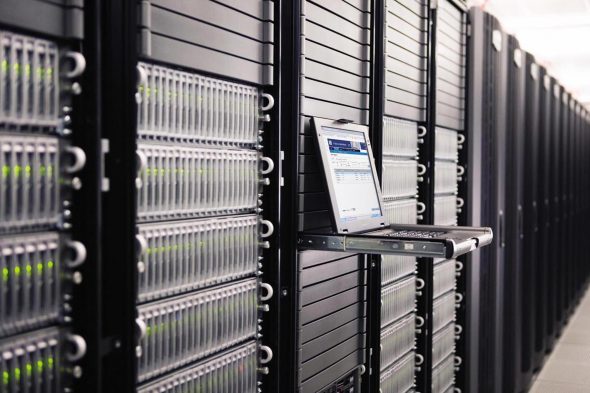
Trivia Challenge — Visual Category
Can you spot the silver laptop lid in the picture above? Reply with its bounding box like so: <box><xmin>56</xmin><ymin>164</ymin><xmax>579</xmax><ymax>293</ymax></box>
<box><xmin>312</xmin><ymin>117</ymin><xmax>389</xmax><ymax>233</ymax></box>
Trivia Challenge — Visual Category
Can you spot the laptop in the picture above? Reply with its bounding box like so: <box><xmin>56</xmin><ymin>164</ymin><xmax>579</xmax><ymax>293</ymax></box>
<box><xmin>297</xmin><ymin>117</ymin><xmax>493</xmax><ymax>259</ymax></box>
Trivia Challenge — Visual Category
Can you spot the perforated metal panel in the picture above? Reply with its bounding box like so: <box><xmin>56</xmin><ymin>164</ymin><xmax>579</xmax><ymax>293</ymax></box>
<box><xmin>137</xmin><ymin>0</ymin><xmax>274</xmax><ymax>86</ymax></box>
<box><xmin>137</xmin><ymin>279</ymin><xmax>258</xmax><ymax>382</ymax></box>
<box><xmin>435</xmin><ymin>0</ymin><xmax>467</xmax><ymax>131</ymax></box>
<box><xmin>383</xmin><ymin>0</ymin><xmax>429</xmax><ymax>122</ymax></box>
<box><xmin>138</xmin><ymin>341</ymin><xmax>258</xmax><ymax>393</ymax></box>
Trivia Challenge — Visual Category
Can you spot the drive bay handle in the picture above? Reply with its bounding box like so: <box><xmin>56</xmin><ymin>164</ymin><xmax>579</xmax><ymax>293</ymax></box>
<box><xmin>136</xmin><ymin>318</ymin><xmax>147</xmax><ymax>340</ymax></box>
<box><xmin>135</xmin><ymin>234</ymin><xmax>148</xmax><ymax>256</ymax></box>
<box><xmin>260</xmin><ymin>220</ymin><xmax>274</xmax><ymax>238</ymax></box>
<box><xmin>65</xmin><ymin>334</ymin><xmax>87</xmax><ymax>362</ymax></box>
<box><xmin>62</xmin><ymin>51</ymin><xmax>86</xmax><ymax>79</ymax></box>
<box><xmin>417</xmin><ymin>202</ymin><xmax>426</xmax><ymax>214</ymax></box>
<box><xmin>261</xmin><ymin>93</ymin><xmax>275</xmax><ymax>111</ymax></box>
<box><xmin>64</xmin><ymin>146</ymin><xmax>87</xmax><ymax>174</ymax></box>
<box><xmin>260</xmin><ymin>283</ymin><xmax>274</xmax><ymax>301</ymax></box>
<box><xmin>415</xmin><ymin>354</ymin><xmax>424</xmax><ymax>366</ymax></box>
<box><xmin>65</xmin><ymin>241</ymin><xmax>87</xmax><ymax>268</ymax></box>
<box><xmin>416</xmin><ymin>316</ymin><xmax>425</xmax><ymax>328</ymax></box>
<box><xmin>259</xmin><ymin>345</ymin><xmax>273</xmax><ymax>364</ymax></box>
<box><xmin>260</xmin><ymin>157</ymin><xmax>274</xmax><ymax>175</ymax></box>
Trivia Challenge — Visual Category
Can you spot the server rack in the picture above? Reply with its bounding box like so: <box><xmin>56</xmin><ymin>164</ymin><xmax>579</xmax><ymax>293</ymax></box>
<box><xmin>465</xmin><ymin>8</ymin><xmax>508</xmax><ymax>393</ymax></box>
<box><xmin>547</xmin><ymin>78</ymin><xmax>561</xmax><ymax>350</ymax></box>
<box><xmin>427</xmin><ymin>1</ymin><xmax>468</xmax><ymax>392</ymax></box>
<box><xmin>279</xmin><ymin>1</ymin><xmax>372</xmax><ymax>392</ymax></box>
<box><xmin>110</xmin><ymin>1</ymin><xmax>280</xmax><ymax>392</ymax></box>
<box><xmin>522</xmin><ymin>52</ymin><xmax>540</xmax><ymax>387</ymax></box>
<box><xmin>371</xmin><ymin>0</ymin><xmax>429</xmax><ymax>391</ymax></box>
<box><xmin>0</xmin><ymin>2</ymin><xmax>91</xmax><ymax>392</ymax></box>
<box><xmin>501</xmin><ymin>34</ymin><xmax>526</xmax><ymax>393</ymax></box>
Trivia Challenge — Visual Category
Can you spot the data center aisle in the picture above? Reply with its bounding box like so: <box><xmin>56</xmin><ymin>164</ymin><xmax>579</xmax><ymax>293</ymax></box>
<box><xmin>530</xmin><ymin>286</ymin><xmax>590</xmax><ymax>392</ymax></box>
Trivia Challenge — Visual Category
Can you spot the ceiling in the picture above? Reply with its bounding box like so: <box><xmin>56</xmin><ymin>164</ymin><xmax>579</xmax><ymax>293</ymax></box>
<box><xmin>467</xmin><ymin>0</ymin><xmax>590</xmax><ymax>108</ymax></box>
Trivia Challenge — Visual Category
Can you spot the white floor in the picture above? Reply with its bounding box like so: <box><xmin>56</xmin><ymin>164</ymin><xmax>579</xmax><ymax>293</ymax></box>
<box><xmin>529</xmin><ymin>288</ymin><xmax>590</xmax><ymax>392</ymax></box>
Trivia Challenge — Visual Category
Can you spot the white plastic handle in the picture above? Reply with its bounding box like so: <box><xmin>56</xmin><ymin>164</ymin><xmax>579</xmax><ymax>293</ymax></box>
<box><xmin>260</xmin><ymin>157</ymin><xmax>274</xmax><ymax>175</ymax></box>
<box><xmin>456</xmin><ymin>198</ymin><xmax>465</xmax><ymax>208</ymax></box>
<box><xmin>455</xmin><ymin>324</ymin><xmax>463</xmax><ymax>335</ymax></box>
<box><xmin>65</xmin><ymin>241</ymin><xmax>87</xmax><ymax>268</ymax></box>
<box><xmin>136</xmin><ymin>234</ymin><xmax>148</xmax><ymax>255</ymax></box>
<box><xmin>417</xmin><ymin>164</ymin><xmax>427</xmax><ymax>176</ymax></box>
<box><xmin>136</xmin><ymin>318</ymin><xmax>147</xmax><ymax>340</ymax></box>
<box><xmin>416</xmin><ymin>278</ymin><xmax>425</xmax><ymax>290</ymax></box>
<box><xmin>417</xmin><ymin>202</ymin><xmax>426</xmax><ymax>214</ymax></box>
<box><xmin>417</xmin><ymin>126</ymin><xmax>427</xmax><ymax>137</ymax></box>
<box><xmin>261</xmin><ymin>93</ymin><xmax>275</xmax><ymax>111</ymax></box>
<box><xmin>65</xmin><ymin>334</ymin><xmax>87</xmax><ymax>362</ymax></box>
<box><xmin>64</xmin><ymin>146</ymin><xmax>87</xmax><ymax>174</ymax></box>
<box><xmin>455</xmin><ymin>388</ymin><xmax>463</xmax><ymax>393</ymax></box>
<box><xmin>260</xmin><ymin>283</ymin><xmax>274</xmax><ymax>301</ymax></box>
<box><xmin>259</xmin><ymin>345</ymin><xmax>273</xmax><ymax>364</ymax></box>
<box><xmin>457</xmin><ymin>134</ymin><xmax>466</xmax><ymax>144</ymax></box>
<box><xmin>416</xmin><ymin>316</ymin><xmax>425</xmax><ymax>328</ymax></box>
<box><xmin>62</xmin><ymin>52</ymin><xmax>86</xmax><ymax>79</ymax></box>
<box><xmin>455</xmin><ymin>356</ymin><xmax>463</xmax><ymax>366</ymax></box>
<box><xmin>260</xmin><ymin>220</ymin><xmax>274</xmax><ymax>238</ymax></box>
<box><xmin>455</xmin><ymin>293</ymin><xmax>464</xmax><ymax>303</ymax></box>
<box><xmin>457</xmin><ymin>166</ymin><xmax>465</xmax><ymax>176</ymax></box>
<box><xmin>137</xmin><ymin>65</ymin><xmax>148</xmax><ymax>88</ymax></box>
<box><xmin>415</xmin><ymin>354</ymin><xmax>424</xmax><ymax>366</ymax></box>
<box><xmin>136</xmin><ymin>150</ymin><xmax>148</xmax><ymax>173</ymax></box>
<box><xmin>455</xmin><ymin>261</ymin><xmax>464</xmax><ymax>272</ymax></box>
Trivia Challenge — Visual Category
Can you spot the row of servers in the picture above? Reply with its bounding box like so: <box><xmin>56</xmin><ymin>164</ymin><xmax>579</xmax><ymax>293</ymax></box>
<box><xmin>1</xmin><ymin>1</ymin><xmax>589</xmax><ymax>393</ymax></box>
<box><xmin>462</xmin><ymin>7</ymin><xmax>590</xmax><ymax>393</ymax></box>
<box><xmin>0</xmin><ymin>1</ymin><xmax>89</xmax><ymax>392</ymax></box>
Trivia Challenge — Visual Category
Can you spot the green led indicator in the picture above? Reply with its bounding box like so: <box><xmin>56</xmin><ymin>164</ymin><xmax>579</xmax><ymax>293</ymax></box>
<box><xmin>1</xmin><ymin>60</ymin><xmax>8</xmax><ymax>72</ymax></box>
<box><xmin>14</xmin><ymin>368</ymin><xmax>20</xmax><ymax>381</ymax></box>
<box><xmin>2</xmin><ymin>165</ymin><xmax>9</xmax><ymax>178</ymax></box>
<box><xmin>47</xmin><ymin>357</ymin><xmax>54</xmax><ymax>369</ymax></box>
<box><xmin>2</xmin><ymin>371</ymin><xmax>8</xmax><ymax>385</ymax></box>
<box><xmin>37</xmin><ymin>263</ymin><xmax>43</xmax><ymax>273</ymax></box>
<box><xmin>13</xmin><ymin>165</ymin><xmax>22</xmax><ymax>177</ymax></box>
<box><xmin>46</xmin><ymin>67</ymin><xmax>53</xmax><ymax>77</ymax></box>
<box><xmin>13</xmin><ymin>63</ymin><xmax>20</xmax><ymax>73</ymax></box>
<box><xmin>2</xmin><ymin>267</ymin><xmax>8</xmax><ymax>282</ymax></box>
<box><xmin>37</xmin><ymin>360</ymin><xmax>44</xmax><ymax>373</ymax></box>
<box><xmin>26</xmin><ymin>264</ymin><xmax>32</xmax><ymax>276</ymax></box>
<box><xmin>14</xmin><ymin>266</ymin><xmax>21</xmax><ymax>276</ymax></box>
<box><xmin>24</xmin><ymin>64</ymin><xmax>31</xmax><ymax>77</ymax></box>
<box><xmin>40</xmin><ymin>165</ymin><xmax>46</xmax><ymax>176</ymax></box>
<box><xmin>47</xmin><ymin>260</ymin><xmax>54</xmax><ymax>269</ymax></box>
<box><xmin>26</xmin><ymin>363</ymin><xmax>32</xmax><ymax>376</ymax></box>
<box><xmin>25</xmin><ymin>165</ymin><xmax>31</xmax><ymax>176</ymax></box>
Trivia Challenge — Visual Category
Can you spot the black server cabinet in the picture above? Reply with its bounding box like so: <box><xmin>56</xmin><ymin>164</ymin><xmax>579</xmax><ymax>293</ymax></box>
<box><xmin>465</xmin><ymin>8</ymin><xmax>508</xmax><ymax>393</ymax></box>
<box><xmin>0</xmin><ymin>1</ymin><xmax>93</xmax><ymax>392</ymax></box>
<box><xmin>536</xmin><ymin>73</ymin><xmax>554</xmax><ymax>352</ymax></box>
<box><xmin>372</xmin><ymin>0</ymin><xmax>428</xmax><ymax>392</ymax></box>
<box><xmin>502</xmin><ymin>34</ymin><xmax>526</xmax><ymax>393</ymax></box>
<box><xmin>428</xmin><ymin>1</ymin><xmax>469</xmax><ymax>392</ymax></box>
<box><xmin>125</xmin><ymin>1</ymin><xmax>279</xmax><ymax>393</ymax></box>
<box><xmin>522</xmin><ymin>53</ymin><xmax>541</xmax><ymax>382</ymax></box>
<box><xmin>279</xmin><ymin>1</ymin><xmax>372</xmax><ymax>392</ymax></box>
<box><xmin>547</xmin><ymin>78</ymin><xmax>561</xmax><ymax>349</ymax></box>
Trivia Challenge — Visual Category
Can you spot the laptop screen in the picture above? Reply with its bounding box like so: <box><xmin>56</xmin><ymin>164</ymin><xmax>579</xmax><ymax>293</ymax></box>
<box><xmin>314</xmin><ymin>119</ymin><xmax>388</xmax><ymax>233</ymax></box>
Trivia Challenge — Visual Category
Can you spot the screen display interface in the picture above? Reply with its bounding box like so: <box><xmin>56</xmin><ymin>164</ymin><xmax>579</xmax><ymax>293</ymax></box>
<box><xmin>319</xmin><ymin>126</ymin><xmax>383</xmax><ymax>224</ymax></box>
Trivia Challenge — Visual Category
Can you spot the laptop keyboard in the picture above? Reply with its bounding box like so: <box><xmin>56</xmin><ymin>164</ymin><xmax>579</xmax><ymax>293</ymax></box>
<box><xmin>387</xmin><ymin>230</ymin><xmax>447</xmax><ymax>239</ymax></box>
